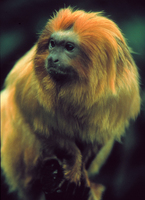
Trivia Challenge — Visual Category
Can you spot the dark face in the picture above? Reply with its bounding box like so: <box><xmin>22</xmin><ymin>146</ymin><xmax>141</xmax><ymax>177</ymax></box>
<box><xmin>45</xmin><ymin>31</ymin><xmax>80</xmax><ymax>83</ymax></box>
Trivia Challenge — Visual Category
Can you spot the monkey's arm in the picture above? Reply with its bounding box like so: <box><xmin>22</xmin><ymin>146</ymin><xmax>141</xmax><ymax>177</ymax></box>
<box><xmin>0</xmin><ymin>46</ymin><xmax>44</xmax><ymax>199</ymax></box>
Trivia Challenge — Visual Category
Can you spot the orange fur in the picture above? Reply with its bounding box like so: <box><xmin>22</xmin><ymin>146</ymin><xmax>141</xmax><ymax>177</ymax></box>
<box><xmin>1</xmin><ymin>7</ymin><xmax>140</xmax><ymax>200</ymax></box>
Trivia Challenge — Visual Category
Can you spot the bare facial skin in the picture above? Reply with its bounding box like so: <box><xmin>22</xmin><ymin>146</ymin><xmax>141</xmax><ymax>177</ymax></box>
<box><xmin>46</xmin><ymin>31</ymin><xmax>79</xmax><ymax>83</ymax></box>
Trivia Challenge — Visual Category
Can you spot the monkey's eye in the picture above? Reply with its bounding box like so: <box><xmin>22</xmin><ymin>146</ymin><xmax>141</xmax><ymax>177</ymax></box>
<box><xmin>49</xmin><ymin>39</ymin><xmax>55</xmax><ymax>49</ymax></box>
<box><xmin>65</xmin><ymin>43</ymin><xmax>74</xmax><ymax>51</ymax></box>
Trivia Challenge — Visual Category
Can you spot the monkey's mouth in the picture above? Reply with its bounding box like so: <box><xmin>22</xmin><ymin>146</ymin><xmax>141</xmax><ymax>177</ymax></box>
<box><xmin>47</xmin><ymin>66</ymin><xmax>76</xmax><ymax>83</ymax></box>
<box><xmin>48</xmin><ymin>67</ymin><xmax>67</xmax><ymax>76</ymax></box>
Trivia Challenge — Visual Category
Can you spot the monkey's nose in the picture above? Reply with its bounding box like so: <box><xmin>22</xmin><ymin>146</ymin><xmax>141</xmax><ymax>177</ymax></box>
<box><xmin>54</xmin><ymin>59</ymin><xmax>59</xmax><ymax>63</ymax></box>
<box><xmin>48</xmin><ymin>56</ymin><xmax>59</xmax><ymax>65</ymax></box>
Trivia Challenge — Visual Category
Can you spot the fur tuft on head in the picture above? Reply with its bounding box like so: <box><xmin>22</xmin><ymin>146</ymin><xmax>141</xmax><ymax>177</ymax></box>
<box><xmin>36</xmin><ymin>7</ymin><xmax>140</xmax><ymax>97</ymax></box>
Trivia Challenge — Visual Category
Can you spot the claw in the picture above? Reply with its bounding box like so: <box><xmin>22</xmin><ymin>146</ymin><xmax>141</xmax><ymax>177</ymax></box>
<box><xmin>40</xmin><ymin>159</ymin><xmax>64</xmax><ymax>194</ymax></box>
<box><xmin>40</xmin><ymin>159</ymin><xmax>90</xmax><ymax>200</ymax></box>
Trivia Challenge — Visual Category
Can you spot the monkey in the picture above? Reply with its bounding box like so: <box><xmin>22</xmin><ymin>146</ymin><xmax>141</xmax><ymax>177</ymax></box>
<box><xmin>1</xmin><ymin>7</ymin><xmax>140</xmax><ymax>200</ymax></box>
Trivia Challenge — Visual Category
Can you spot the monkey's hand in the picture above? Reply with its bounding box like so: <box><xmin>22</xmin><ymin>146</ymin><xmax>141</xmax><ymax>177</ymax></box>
<box><xmin>40</xmin><ymin>158</ymin><xmax>90</xmax><ymax>200</ymax></box>
<box><xmin>40</xmin><ymin>159</ymin><xmax>64</xmax><ymax>194</ymax></box>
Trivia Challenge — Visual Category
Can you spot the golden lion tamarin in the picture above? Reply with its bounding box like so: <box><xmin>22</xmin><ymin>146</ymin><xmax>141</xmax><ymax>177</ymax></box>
<box><xmin>1</xmin><ymin>7</ymin><xmax>140</xmax><ymax>200</ymax></box>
